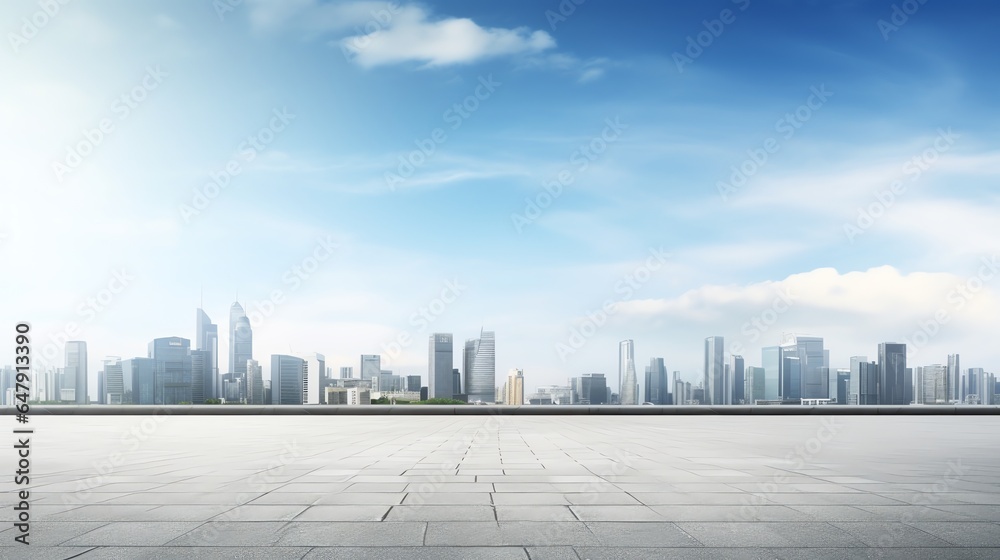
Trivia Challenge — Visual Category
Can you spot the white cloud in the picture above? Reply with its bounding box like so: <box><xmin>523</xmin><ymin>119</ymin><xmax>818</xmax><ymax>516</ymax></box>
<box><xmin>339</xmin><ymin>5</ymin><xmax>555</xmax><ymax>68</ymax></box>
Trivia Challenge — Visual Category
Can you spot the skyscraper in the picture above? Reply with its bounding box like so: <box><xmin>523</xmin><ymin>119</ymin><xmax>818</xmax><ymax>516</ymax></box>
<box><xmin>190</xmin><ymin>349</ymin><xmax>213</xmax><ymax>404</ymax></box>
<box><xmin>407</xmin><ymin>375</ymin><xmax>422</xmax><ymax>392</ymax></box>
<box><xmin>360</xmin><ymin>354</ymin><xmax>380</xmax><ymax>381</ymax></box>
<box><xmin>731</xmin><ymin>355</ymin><xmax>745</xmax><ymax>404</ymax></box>
<box><xmin>247</xmin><ymin>359</ymin><xmax>264</xmax><ymax>404</ymax></box>
<box><xmin>644</xmin><ymin>357</ymin><xmax>668</xmax><ymax>405</ymax></box>
<box><xmin>271</xmin><ymin>355</ymin><xmax>305</xmax><ymax>405</ymax></box>
<box><xmin>340</xmin><ymin>366</ymin><xmax>353</xmax><ymax>379</ymax></box>
<box><xmin>464</xmin><ymin>330</ymin><xmax>496</xmax><ymax>403</ymax></box>
<box><xmin>232</xmin><ymin>315</ymin><xmax>253</xmax><ymax>399</ymax></box>
<box><xmin>228</xmin><ymin>302</ymin><xmax>245</xmax><ymax>375</ymax></box>
<box><xmin>104</xmin><ymin>356</ymin><xmax>125</xmax><ymax>404</ymax></box>
<box><xmin>762</xmin><ymin>346</ymin><xmax>781</xmax><ymax>401</ymax></box>
<box><xmin>746</xmin><ymin>366</ymin><xmax>766</xmax><ymax>403</ymax></box>
<box><xmin>782</xmin><ymin>356</ymin><xmax>801</xmax><ymax>400</ymax></box>
<box><xmin>121</xmin><ymin>357</ymin><xmax>154</xmax><ymax>404</ymax></box>
<box><xmin>196</xmin><ymin>308</ymin><xmax>219</xmax><ymax>400</ymax></box>
<box><xmin>878</xmin><ymin>342</ymin><xmax>908</xmax><ymax>405</ymax></box>
<box><xmin>302</xmin><ymin>353</ymin><xmax>325</xmax><ymax>404</ymax></box>
<box><xmin>148</xmin><ymin>337</ymin><xmax>193</xmax><ymax>405</ymax></box>
<box><xmin>849</xmin><ymin>356</ymin><xmax>868</xmax><ymax>405</ymax></box>
<box><xmin>506</xmin><ymin>368</ymin><xmax>524</xmax><ymax>405</ymax></box>
<box><xmin>619</xmin><ymin>340</ymin><xmax>638</xmax><ymax>405</ymax></box>
<box><xmin>428</xmin><ymin>334</ymin><xmax>453</xmax><ymax>399</ymax></box>
<box><xmin>703</xmin><ymin>336</ymin><xmax>724</xmax><ymax>405</ymax></box>
<box><xmin>780</xmin><ymin>336</ymin><xmax>826</xmax><ymax>399</ymax></box>
<box><xmin>66</xmin><ymin>341</ymin><xmax>88</xmax><ymax>404</ymax></box>
<box><xmin>947</xmin><ymin>354</ymin><xmax>960</xmax><ymax>403</ymax></box>
<box><xmin>918</xmin><ymin>364</ymin><xmax>948</xmax><ymax>404</ymax></box>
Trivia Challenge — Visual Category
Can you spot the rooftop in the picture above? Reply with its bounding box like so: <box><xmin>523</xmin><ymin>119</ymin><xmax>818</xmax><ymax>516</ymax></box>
<box><xmin>3</xmin><ymin>413</ymin><xmax>999</xmax><ymax>558</ymax></box>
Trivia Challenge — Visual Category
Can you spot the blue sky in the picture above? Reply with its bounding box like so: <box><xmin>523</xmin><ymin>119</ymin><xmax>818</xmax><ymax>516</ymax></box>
<box><xmin>2</xmin><ymin>0</ymin><xmax>999</xmax><ymax>398</ymax></box>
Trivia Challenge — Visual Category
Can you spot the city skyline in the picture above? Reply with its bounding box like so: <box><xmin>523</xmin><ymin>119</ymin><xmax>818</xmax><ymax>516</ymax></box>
<box><xmin>2</xmin><ymin>1</ymin><xmax>1000</xmax><ymax>399</ymax></box>
<box><xmin>8</xmin><ymin>299</ymin><xmax>998</xmax><ymax>406</ymax></box>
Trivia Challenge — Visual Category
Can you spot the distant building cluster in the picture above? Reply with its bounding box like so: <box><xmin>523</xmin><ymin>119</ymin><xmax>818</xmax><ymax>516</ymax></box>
<box><xmin>5</xmin><ymin>306</ymin><xmax>997</xmax><ymax>407</ymax></box>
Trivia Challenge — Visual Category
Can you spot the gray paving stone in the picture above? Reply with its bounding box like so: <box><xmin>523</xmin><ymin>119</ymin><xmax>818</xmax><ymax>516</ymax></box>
<box><xmin>11</xmin><ymin>415</ymin><xmax>1000</xmax><ymax>555</ymax></box>
<box><xmin>276</xmin><ymin>522</ymin><xmax>427</xmax><ymax>546</ymax></box>
<box><xmin>385</xmin><ymin>505</ymin><xmax>496</xmax><ymax>521</ymax></box>
<box><xmin>495</xmin><ymin>506</ymin><xmax>577</xmax><ymax>522</ymax></box>
<box><xmin>425</xmin><ymin>521</ymin><xmax>600</xmax><ymax>546</ymax></box>
<box><xmin>61</xmin><ymin>522</ymin><xmax>205</xmax><ymax>546</ymax></box>
<box><xmin>585</xmin><ymin>522</ymin><xmax>703</xmax><ymax>547</ymax></box>
<box><xmin>905</xmin><ymin>522</ymin><xmax>1000</xmax><ymax>546</ymax></box>
<box><xmin>76</xmin><ymin>546</ymin><xmax>312</xmax><ymax>559</ymax></box>
<box><xmin>303</xmin><ymin>547</ymin><xmax>529</xmax><ymax>559</ymax></box>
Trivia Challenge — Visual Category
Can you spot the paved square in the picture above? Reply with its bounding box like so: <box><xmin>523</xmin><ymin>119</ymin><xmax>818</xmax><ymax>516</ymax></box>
<box><xmin>2</xmin><ymin>415</ymin><xmax>999</xmax><ymax>558</ymax></box>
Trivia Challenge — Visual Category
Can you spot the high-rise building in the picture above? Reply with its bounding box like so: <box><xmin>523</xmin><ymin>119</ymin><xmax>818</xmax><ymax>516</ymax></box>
<box><xmin>505</xmin><ymin>368</ymin><xmax>524</xmax><ymax>405</ymax></box>
<box><xmin>780</xmin><ymin>336</ymin><xmax>826</xmax><ymax>399</ymax></box>
<box><xmin>190</xmin><ymin>350</ymin><xmax>212</xmax><ymax>404</ymax></box>
<box><xmin>619</xmin><ymin>340</ymin><xmax>638</xmax><ymax>405</ymax></box>
<box><xmin>340</xmin><ymin>367</ymin><xmax>353</xmax><ymax>379</ymax></box>
<box><xmin>464</xmin><ymin>330</ymin><xmax>496</xmax><ymax>403</ymax></box>
<box><xmin>121</xmin><ymin>358</ymin><xmax>154</xmax><ymax>404</ymax></box>
<box><xmin>782</xmin><ymin>356</ymin><xmax>801</xmax><ymax>400</ymax></box>
<box><xmin>762</xmin><ymin>346</ymin><xmax>781</xmax><ymax>401</ymax></box>
<box><xmin>97</xmin><ymin>369</ymin><xmax>105</xmax><ymax>405</ymax></box>
<box><xmin>101</xmin><ymin>356</ymin><xmax>125</xmax><ymax>404</ymax></box>
<box><xmin>228</xmin><ymin>302</ymin><xmax>245</xmax><ymax>375</ymax></box>
<box><xmin>271</xmin><ymin>355</ymin><xmax>305</xmax><ymax>405</ymax></box>
<box><xmin>848</xmin><ymin>356</ymin><xmax>868</xmax><ymax>405</ymax></box>
<box><xmin>731</xmin><ymin>355</ymin><xmax>745</xmax><ymax>404</ymax></box>
<box><xmin>65</xmin><ymin>341</ymin><xmax>88</xmax><ymax>404</ymax></box>
<box><xmin>571</xmin><ymin>373</ymin><xmax>609</xmax><ymax>405</ymax></box>
<box><xmin>834</xmin><ymin>369</ymin><xmax>851</xmax><ymax>405</ymax></box>
<box><xmin>644</xmin><ymin>358</ymin><xmax>669</xmax><ymax>405</ymax></box>
<box><xmin>878</xmin><ymin>343</ymin><xmax>909</xmax><ymax>405</ymax></box>
<box><xmin>232</xmin><ymin>316</ymin><xmax>253</xmax><ymax>399</ymax></box>
<box><xmin>196</xmin><ymin>308</ymin><xmax>220</xmax><ymax>400</ymax></box>
<box><xmin>148</xmin><ymin>337</ymin><xmax>193</xmax><ymax>404</ymax></box>
<box><xmin>360</xmin><ymin>354</ymin><xmax>380</xmax><ymax>381</ymax></box>
<box><xmin>917</xmin><ymin>364</ymin><xmax>948</xmax><ymax>404</ymax></box>
<box><xmin>246</xmin><ymin>359</ymin><xmax>264</xmax><ymax>404</ymax></box>
<box><xmin>452</xmin><ymin>368</ymin><xmax>462</xmax><ymax>397</ymax></box>
<box><xmin>407</xmin><ymin>375</ymin><xmax>422</xmax><ymax>392</ymax></box>
<box><xmin>746</xmin><ymin>366</ymin><xmax>766</xmax><ymax>403</ymax></box>
<box><xmin>703</xmin><ymin>336</ymin><xmax>724</xmax><ymax>405</ymax></box>
<box><xmin>303</xmin><ymin>353</ymin><xmax>325</xmax><ymax>404</ymax></box>
<box><xmin>428</xmin><ymin>334</ymin><xmax>453</xmax><ymax>399</ymax></box>
<box><xmin>947</xmin><ymin>354</ymin><xmax>960</xmax><ymax>403</ymax></box>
